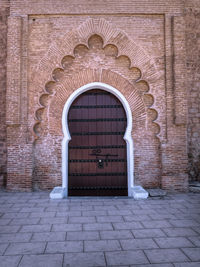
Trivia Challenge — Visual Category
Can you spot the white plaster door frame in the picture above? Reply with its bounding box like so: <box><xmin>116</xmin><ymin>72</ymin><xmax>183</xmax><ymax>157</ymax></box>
<box><xmin>62</xmin><ymin>82</ymin><xmax>134</xmax><ymax>197</ymax></box>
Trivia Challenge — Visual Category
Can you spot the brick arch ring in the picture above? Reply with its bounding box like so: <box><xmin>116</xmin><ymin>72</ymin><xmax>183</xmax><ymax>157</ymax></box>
<box><xmin>32</xmin><ymin>18</ymin><xmax>164</xmax><ymax>142</ymax></box>
<box><xmin>61</xmin><ymin>82</ymin><xmax>134</xmax><ymax>198</ymax></box>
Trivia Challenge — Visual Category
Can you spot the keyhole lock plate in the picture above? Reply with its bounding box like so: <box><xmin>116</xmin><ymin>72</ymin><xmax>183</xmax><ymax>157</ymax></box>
<box><xmin>98</xmin><ymin>159</ymin><xmax>104</xmax><ymax>169</ymax></box>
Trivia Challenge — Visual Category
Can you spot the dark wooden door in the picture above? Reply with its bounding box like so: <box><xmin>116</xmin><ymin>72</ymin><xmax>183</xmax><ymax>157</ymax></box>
<box><xmin>68</xmin><ymin>89</ymin><xmax>127</xmax><ymax>196</ymax></box>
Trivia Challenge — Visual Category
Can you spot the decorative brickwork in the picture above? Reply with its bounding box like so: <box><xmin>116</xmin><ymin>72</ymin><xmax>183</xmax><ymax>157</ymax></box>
<box><xmin>31</xmin><ymin>31</ymin><xmax>161</xmax><ymax>190</ymax></box>
<box><xmin>172</xmin><ymin>16</ymin><xmax>187</xmax><ymax>125</ymax></box>
<box><xmin>33</xmin><ymin>34</ymin><xmax>159</xmax><ymax>140</ymax></box>
<box><xmin>6</xmin><ymin>16</ymin><xmax>22</xmax><ymax>125</ymax></box>
<box><xmin>2</xmin><ymin>0</ymin><xmax>199</xmax><ymax>192</ymax></box>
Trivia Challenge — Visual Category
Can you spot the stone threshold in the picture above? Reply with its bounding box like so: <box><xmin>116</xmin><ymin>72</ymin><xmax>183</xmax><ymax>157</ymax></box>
<box><xmin>50</xmin><ymin>185</ymin><xmax>149</xmax><ymax>200</ymax></box>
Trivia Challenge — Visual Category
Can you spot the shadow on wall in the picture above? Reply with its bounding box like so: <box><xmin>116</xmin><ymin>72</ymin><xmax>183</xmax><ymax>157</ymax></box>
<box><xmin>188</xmin><ymin>153</ymin><xmax>200</xmax><ymax>182</ymax></box>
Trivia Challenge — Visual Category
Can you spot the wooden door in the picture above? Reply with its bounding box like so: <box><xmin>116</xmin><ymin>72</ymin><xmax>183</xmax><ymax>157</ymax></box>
<box><xmin>68</xmin><ymin>89</ymin><xmax>127</xmax><ymax>196</ymax></box>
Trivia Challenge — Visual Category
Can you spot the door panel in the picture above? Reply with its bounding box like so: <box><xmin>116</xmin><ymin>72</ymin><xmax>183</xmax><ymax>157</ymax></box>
<box><xmin>68</xmin><ymin>89</ymin><xmax>127</xmax><ymax>196</ymax></box>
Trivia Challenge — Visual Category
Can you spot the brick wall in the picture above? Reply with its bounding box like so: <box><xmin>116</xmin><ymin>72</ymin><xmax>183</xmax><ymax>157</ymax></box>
<box><xmin>28</xmin><ymin>17</ymin><xmax>165</xmax><ymax>190</ymax></box>
<box><xmin>0</xmin><ymin>0</ymin><xmax>9</xmax><ymax>188</ymax></box>
<box><xmin>4</xmin><ymin>0</ymin><xmax>197</xmax><ymax>192</ymax></box>
<box><xmin>185</xmin><ymin>0</ymin><xmax>200</xmax><ymax>182</ymax></box>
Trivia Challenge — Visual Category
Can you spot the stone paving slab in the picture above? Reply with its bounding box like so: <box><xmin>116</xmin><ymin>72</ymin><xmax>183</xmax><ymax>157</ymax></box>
<box><xmin>0</xmin><ymin>233</ymin><xmax>32</xmax><ymax>243</ymax></box>
<box><xmin>31</xmin><ymin>232</ymin><xmax>66</xmax><ymax>242</ymax></box>
<box><xmin>132</xmin><ymin>209</ymin><xmax>158</xmax><ymax>215</ymax></box>
<box><xmin>68</xmin><ymin>216</ymin><xmax>96</xmax><ymax>223</ymax></box>
<box><xmin>45</xmin><ymin>241</ymin><xmax>83</xmax><ymax>253</ymax></box>
<box><xmin>120</xmin><ymin>238</ymin><xmax>158</xmax><ymax>250</ymax></box>
<box><xmin>169</xmin><ymin>219</ymin><xmax>200</xmax><ymax>227</ymax></box>
<box><xmin>67</xmin><ymin>231</ymin><xmax>100</xmax><ymax>240</ymax></box>
<box><xmin>84</xmin><ymin>240</ymin><xmax>121</xmax><ymax>252</ymax></box>
<box><xmin>83</xmin><ymin>223</ymin><xmax>113</xmax><ymax>231</ymax></box>
<box><xmin>5</xmin><ymin>242</ymin><xmax>46</xmax><ymax>255</ymax></box>
<box><xmin>181</xmin><ymin>247</ymin><xmax>200</xmax><ymax>261</ymax></box>
<box><xmin>144</xmin><ymin>248</ymin><xmax>190</xmax><ymax>263</ymax></box>
<box><xmin>162</xmin><ymin>227</ymin><xmax>199</xmax><ymax>237</ymax></box>
<box><xmin>56</xmin><ymin>211</ymin><xmax>81</xmax><ymax>217</ymax></box>
<box><xmin>20</xmin><ymin>207</ymin><xmax>45</xmax><ymax>213</ymax></box>
<box><xmin>39</xmin><ymin>217</ymin><xmax>68</xmax><ymax>224</ymax></box>
<box><xmin>105</xmin><ymin>250</ymin><xmax>149</xmax><ymax>265</ymax></box>
<box><xmin>148</xmin><ymin>213</ymin><xmax>177</xmax><ymax>220</ymax></box>
<box><xmin>1</xmin><ymin>212</ymin><xmax>29</xmax><ymax>219</ymax></box>
<box><xmin>100</xmin><ymin>230</ymin><xmax>133</xmax><ymax>239</ymax></box>
<box><xmin>82</xmin><ymin>210</ymin><xmax>107</xmax><ymax>216</ymax></box>
<box><xmin>0</xmin><ymin>256</ymin><xmax>21</xmax><ymax>267</ymax></box>
<box><xmin>174</xmin><ymin>263</ymin><xmax>200</xmax><ymax>267</ymax></box>
<box><xmin>20</xmin><ymin>224</ymin><xmax>51</xmax><ymax>233</ymax></box>
<box><xmin>96</xmin><ymin>215</ymin><xmax>124</xmax><ymax>222</ymax></box>
<box><xmin>52</xmin><ymin>223</ymin><xmax>82</xmax><ymax>231</ymax></box>
<box><xmin>123</xmin><ymin>215</ymin><xmax>151</xmax><ymax>221</ymax></box>
<box><xmin>0</xmin><ymin>225</ymin><xmax>20</xmax><ymax>234</ymax></box>
<box><xmin>19</xmin><ymin>254</ymin><xmax>63</xmax><ymax>267</ymax></box>
<box><xmin>113</xmin><ymin>221</ymin><xmax>143</xmax><ymax>230</ymax></box>
<box><xmin>107</xmin><ymin>209</ymin><xmax>133</xmax><ymax>215</ymax></box>
<box><xmin>132</xmin><ymin>228</ymin><xmax>166</xmax><ymax>238</ymax></box>
<box><xmin>154</xmin><ymin>237</ymin><xmax>194</xmax><ymax>248</ymax></box>
<box><xmin>10</xmin><ymin>218</ymin><xmax>40</xmax><ymax>225</ymax></box>
<box><xmin>141</xmin><ymin>220</ymin><xmax>172</xmax><ymax>228</ymax></box>
<box><xmin>0</xmin><ymin>191</ymin><xmax>199</xmax><ymax>266</ymax></box>
<box><xmin>29</xmin><ymin>212</ymin><xmax>56</xmax><ymax>218</ymax></box>
<box><xmin>64</xmin><ymin>252</ymin><xmax>106</xmax><ymax>266</ymax></box>
<box><xmin>45</xmin><ymin>206</ymin><xmax>68</xmax><ymax>212</ymax></box>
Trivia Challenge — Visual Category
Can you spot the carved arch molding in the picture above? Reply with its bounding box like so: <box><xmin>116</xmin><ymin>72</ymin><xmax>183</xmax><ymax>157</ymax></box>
<box><xmin>32</xmin><ymin>18</ymin><xmax>164</xmax><ymax>141</ymax></box>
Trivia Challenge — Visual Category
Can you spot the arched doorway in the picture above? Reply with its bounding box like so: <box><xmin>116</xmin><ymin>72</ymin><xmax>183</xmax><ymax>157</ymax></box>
<box><xmin>59</xmin><ymin>82</ymin><xmax>134</xmax><ymax>198</ymax></box>
<box><xmin>68</xmin><ymin>89</ymin><xmax>127</xmax><ymax>196</ymax></box>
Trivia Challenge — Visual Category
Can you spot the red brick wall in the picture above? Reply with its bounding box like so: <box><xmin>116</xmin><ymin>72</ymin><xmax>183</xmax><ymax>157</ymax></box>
<box><xmin>0</xmin><ymin>0</ymin><xmax>9</xmax><ymax>188</ymax></box>
<box><xmin>4</xmin><ymin>0</ymin><xmax>198</xmax><ymax>192</ymax></box>
<box><xmin>28</xmin><ymin>18</ymin><xmax>165</xmax><ymax>191</ymax></box>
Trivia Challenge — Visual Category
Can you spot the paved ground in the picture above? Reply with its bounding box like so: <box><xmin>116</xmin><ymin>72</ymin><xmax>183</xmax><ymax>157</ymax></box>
<box><xmin>0</xmin><ymin>191</ymin><xmax>200</xmax><ymax>267</ymax></box>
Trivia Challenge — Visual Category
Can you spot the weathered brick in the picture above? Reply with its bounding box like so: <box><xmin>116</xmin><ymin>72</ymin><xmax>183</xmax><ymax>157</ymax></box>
<box><xmin>1</xmin><ymin>0</ymin><xmax>199</xmax><ymax>192</ymax></box>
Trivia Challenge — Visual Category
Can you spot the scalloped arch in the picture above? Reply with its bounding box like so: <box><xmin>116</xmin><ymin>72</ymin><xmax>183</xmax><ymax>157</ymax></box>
<box><xmin>32</xmin><ymin>18</ymin><xmax>159</xmax><ymax>85</ymax></box>
<box><xmin>31</xmin><ymin>18</ymin><xmax>164</xmax><ymax>140</ymax></box>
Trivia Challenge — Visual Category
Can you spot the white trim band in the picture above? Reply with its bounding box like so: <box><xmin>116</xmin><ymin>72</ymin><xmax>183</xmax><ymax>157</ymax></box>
<box><xmin>49</xmin><ymin>82</ymin><xmax>148</xmax><ymax>199</ymax></box>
